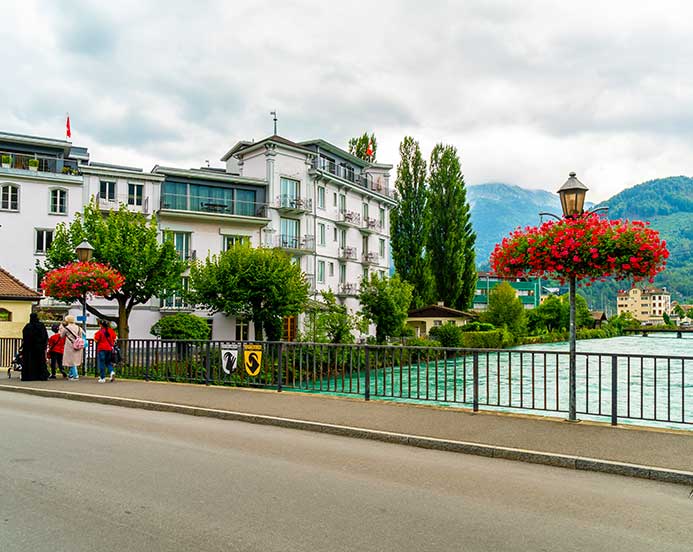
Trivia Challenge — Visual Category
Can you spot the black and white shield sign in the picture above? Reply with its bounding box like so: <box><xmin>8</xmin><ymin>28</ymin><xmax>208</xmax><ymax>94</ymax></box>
<box><xmin>221</xmin><ymin>345</ymin><xmax>239</xmax><ymax>375</ymax></box>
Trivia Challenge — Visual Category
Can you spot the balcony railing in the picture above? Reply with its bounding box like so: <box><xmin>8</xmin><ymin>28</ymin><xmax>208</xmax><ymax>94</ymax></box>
<box><xmin>361</xmin><ymin>252</ymin><xmax>379</xmax><ymax>265</ymax></box>
<box><xmin>360</xmin><ymin>217</ymin><xmax>380</xmax><ymax>232</ymax></box>
<box><xmin>160</xmin><ymin>193</ymin><xmax>267</xmax><ymax>218</ymax></box>
<box><xmin>0</xmin><ymin>150</ymin><xmax>72</xmax><ymax>175</ymax></box>
<box><xmin>274</xmin><ymin>195</ymin><xmax>312</xmax><ymax>213</ymax></box>
<box><xmin>338</xmin><ymin>246</ymin><xmax>358</xmax><ymax>261</ymax></box>
<box><xmin>336</xmin><ymin>210</ymin><xmax>361</xmax><ymax>226</ymax></box>
<box><xmin>336</xmin><ymin>282</ymin><xmax>359</xmax><ymax>296</ymax></box>
<box><xmin>96</xmin><ymin>192</ymin><xmax>150</xmax><ymax>214</ymax></box>
<box><xmin>310</xmin><ymin>157</ymin><xmax>394</xmax><ymax>198</ymax></box>
<box><xmin>276</xmin><ymin>234</ymin><xmax>315</xmax><ymax>252</ymax></box>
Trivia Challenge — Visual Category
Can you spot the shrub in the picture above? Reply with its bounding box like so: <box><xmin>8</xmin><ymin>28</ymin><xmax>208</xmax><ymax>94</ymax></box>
<box><xmin>461</xmin><ymin>321</ymin><xmax>495</xmax><ymax>332</ymax></box>
<box><xmin>460</xmin><ymin>329</ymin><xmax>513</xmax><ymax>349</ymax></box>
<box><xmin>150</xmin><ymin>313</ymin><xmax>211</xmax><ymax>340</ymax></box>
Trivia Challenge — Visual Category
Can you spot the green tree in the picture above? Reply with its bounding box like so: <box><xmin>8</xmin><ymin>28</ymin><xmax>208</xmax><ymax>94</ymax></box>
<box><xmin>309</xmin><ymin>290</ymin><xmax>359</xmax><ymax>343</ymax></box>
<box><xmin>528</xmin><ymin>294</ymin><xmax>591</xmax><ymax>333</ymax></box>
<box><xmin>348</xmin><ymin>132</ymin><xmax>377</xmax><ymax>162</ymax></box>
<box><xmin>482</xmin><ymin>282</ymin><xmax>526</xmax><ymax>335</ymax></box>
<box><xmin>150</xmin><ymin>313</ymin><xmax>211</xmax><ymax>340</ymax></box>
<box><xmin>673</xmin><ymin>304</ymin><xmax>686</xmax><ymax>318</ymax></box>
<box><xmin>391</xmin><ymin>137</ymin><xmax>434</xmax><ymax>308</ymax></box>
<box><xmin>358</xmin><ymin>273</ymin><xmax>413</xmax><ymax>343</ymax></box>
<box><xmin>428</xmin><ymin>322</ymin><xmax>464</xmax><ymax>348</ymax></box>
<box><xmin>189</xmin><ymin>244</ymin><xmax>308</xmax><ymax>341</ymax></box>
<box><xmin>687</xmin><ymin>308</ymin><xmax>693</xmax><ymax>320</ymax></box>
<box><xmin>427</xmin><ymin>144</ymin><xmax>477</xmax><ymax>310</ymax></box>
<box><xmin>39</xmin><ymin>200</ymin><xmax>186</xmax><ymax>339</ymax></box>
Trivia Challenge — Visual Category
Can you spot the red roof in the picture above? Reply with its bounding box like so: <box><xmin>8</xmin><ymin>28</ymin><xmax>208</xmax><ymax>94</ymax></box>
<box><xmin>0</xmin><ymin>267</ymin><xmax>42</xmax><ymax>301</ymax></box>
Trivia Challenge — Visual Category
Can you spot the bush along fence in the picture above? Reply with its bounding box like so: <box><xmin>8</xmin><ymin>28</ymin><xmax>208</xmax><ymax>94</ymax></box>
<box><xmin>1</xmin><ymin>337</ymin><xmax>691</xmax><ymax>429</ymax></box>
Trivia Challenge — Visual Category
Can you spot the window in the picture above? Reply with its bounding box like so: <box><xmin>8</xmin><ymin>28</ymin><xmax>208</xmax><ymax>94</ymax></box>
<box><xmin>280</xmin><ymin>177</ymin><xmax>300</xmax><ymax>203</ymax></box>
<box><xmin>338</xmin><ymin>193</ymin><xmax>346</xmax><ymax>213</ymax></box>
<box><xmin>280</xmin><ymin>218</ymin><xmax>300</xmax><ymax>248</ymax></box>
<box><xmin>223</xmin><ymin>234</ymin><xmax>250</xmax><ymax>250</ymax></box>
<box><xmin>362</xmin><ymin>267</ymin><xmax>369</xmax><ymax>280</ymax></box>
<box><xmin>379</xmin><ymin>207</ymin><xmax>385</xmax><ymax>227</ymax></box>
<box><xmin>0</xmin><ymin>184</ymin><xmax>19</xmax><ymax>211</ymax></box>
<box><xmin>100</xmin><ymin>180</ymin><xmax>116</xmax><ymax>202</ymax></box>
<box><xmin>49</xmin><ymin>189</ymin><xmax>67</xmax><ymax>214</ymax></box>
<box><xmin>379</xmin><ymin>270</ymin><xmax>385</xmax><ymax>278</ymax></box>
<box><xmin>333</xmin><ymin>228</ymin><xmax>338</xmax><ymax>242</ymax></box>
<box><xmin>235</xmin><ymin>317</ymin><xmax>249</xmax><ymax>341</ymax></box>
<box><xmin>328</xmin><ymin>262</ymin><xmax>334</xmax><ymax>277</ymax></box>
<box><xmin>362</xmin><ymin>203</ymin><xmax>369</xmax><ymax>221</ymax></box>
<box><xmin>161</xmin><ymin>276</ymin><xmax>189</xmax><ymax>309</ymax></box>
<box><xmin>235</xmin><ymin>189</ymin><xmax>256</xmax><ymax>216</ymax></box>
<box><xmin>333</xmin><ymin>192</ymin><xmax>337</xmax><ymax>207</ymax></box>
<box><xmin>35</xmin><ymin>229</ymin><xmax>54</xmax><ymax>254</ymax></box>
<box><xmin>379</xmin><ymin>238</ymin><xmax>385</xmax><ymax>258</ymax></box>
<box><xmin>339</xmin><ymin>263</ymin><xmax>346</xmax><ymax>284</ymax></box>
<box><xmin>166</xmin><ymin>231</ymin><xmax>191</xmax><ymax>260</ymax></box>
<box><xmin>282</xmin><ymin>316</ymin><xmax>297</xmax><ymax>342</ymax></box>
<box><xmin>317</xmin><ymin>260</ymin><xmax>325</xmax><ymax>283</ymax></box>
<box><xmin>128</xmin><ymin>183</ymin><xmax>143</xmax><ymax>206</ymax></box>
<box><xmin>0</xmin><ymin>308</ymin><xmax>11</xmax><ymax>322</ymax></box>
<box><xmin>339</xmin><ymin>229</ymin><xmax>346</xmax><ymax>249</ymax></box>
<box><xmin>317</xmin><ymin>186</ymin><xmax>325</xmax><ymax>209</ymax></box>
<box><xmin>318</xmin><ymin>223</ymin><xmax>326</xmax><ymax>246</ymax></box>
<box><xmin>362</xmin><ymin>235</ymin><xmax>369</xmax><ymax>254</ymax></box>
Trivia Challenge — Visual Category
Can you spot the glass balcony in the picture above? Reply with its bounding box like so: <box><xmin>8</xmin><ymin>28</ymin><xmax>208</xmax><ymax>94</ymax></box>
<box><xmin>0</xmin><ymin>150</ymin><xmax>74</xmax><ymax>175</ymax></box>
<box><xmin>160</xmin><ymin>193</ymin><xmax>267</xmax><ymax>218</ymax></box>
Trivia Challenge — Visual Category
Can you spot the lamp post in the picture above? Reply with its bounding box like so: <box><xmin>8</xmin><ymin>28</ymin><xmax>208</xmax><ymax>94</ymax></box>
<box><xmin>540</xmin><ymin>173</ymin><xmax>604</xmax><ymax>422</ymax></box>
<box><xmin>75</xmin><ymin>240</ymin><xmax>94</xmax><ymax>372</ymax></box>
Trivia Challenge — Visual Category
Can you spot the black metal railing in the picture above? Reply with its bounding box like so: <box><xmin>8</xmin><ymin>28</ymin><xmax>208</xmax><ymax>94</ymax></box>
<box><xmin>2</xmin><ymin>338</ymin><xmax>691</xmax><ymax>428</ymax></box>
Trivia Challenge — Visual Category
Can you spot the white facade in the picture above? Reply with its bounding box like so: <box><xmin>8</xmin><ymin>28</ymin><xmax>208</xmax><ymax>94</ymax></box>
<box><xmin>0</xmin><ymin>132</ymin><xmax>395</xmax><ymax>340</ymax></box>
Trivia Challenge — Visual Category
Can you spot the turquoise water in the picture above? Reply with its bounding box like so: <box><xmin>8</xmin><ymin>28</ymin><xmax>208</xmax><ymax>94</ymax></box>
<box><xmin>290</xmin><ymin>335</ymin><xmax>693</xmax><ymax>429</ymax></box>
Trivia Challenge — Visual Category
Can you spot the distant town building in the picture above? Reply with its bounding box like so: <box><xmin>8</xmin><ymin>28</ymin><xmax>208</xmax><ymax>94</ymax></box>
<box><xmin>473</xmin><ymin>272</ymin><xmax>541</xmax><ymax>311</ymax></box>
<box><xmin>616</xmin><ymin>287</ymin><xmax>671</xmax><ymax>324</ymax></box>
<box><xmin>406</xmin><ymin>303</ymin><xmax>475</xmax><ymax>338</ymax></box>
<box><xmin>0</xmin><ymin>130</ymin><xmax>395</xmax><ymax>339</ymax></box>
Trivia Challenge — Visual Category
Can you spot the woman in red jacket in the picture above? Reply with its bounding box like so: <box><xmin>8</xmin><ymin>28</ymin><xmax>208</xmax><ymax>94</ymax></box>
<box><xmin>47</xmin><ymin>323</ymin><xmax>67</xmax><ymax>379</ymax></box>
<box><xmin>94</xmin><ymin>320</ymin><xmax>117</xmax><ymax>383</ymax></box>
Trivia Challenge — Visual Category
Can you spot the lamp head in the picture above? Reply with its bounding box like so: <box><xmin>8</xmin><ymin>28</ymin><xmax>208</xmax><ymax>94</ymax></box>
<box><xmin>557</xmin><ymin>172</ymin><xmax>588</xmax><ymax>217</ymax></box>
<box><xmin>75</xmin><ymin>239</ymin><xmax>94</xmax><ymax>262</ymax></box>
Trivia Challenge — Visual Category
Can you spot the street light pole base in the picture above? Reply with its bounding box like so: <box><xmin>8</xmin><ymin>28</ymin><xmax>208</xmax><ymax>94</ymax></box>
<box><xmin>563</xmin><ymin>418</ymin><xmax>582</xmax><ymax>424</ymax></box>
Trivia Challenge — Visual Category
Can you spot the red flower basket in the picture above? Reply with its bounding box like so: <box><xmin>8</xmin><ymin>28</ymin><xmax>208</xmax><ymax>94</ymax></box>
<box><xmin>41</xmin><ymin>262</ymin><xmax>125</xmax><ymax>300</ymax></box>
<box><xmin>490</xmin><ymin>213</ymin><xmax>669</xmax><ymax>285</ymax></box>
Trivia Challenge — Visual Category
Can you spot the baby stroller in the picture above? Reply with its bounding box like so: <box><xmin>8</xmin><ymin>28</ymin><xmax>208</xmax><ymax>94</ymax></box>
<box><xmin>7</xmin><ymin>347</ymin><xmax>22</xmax><ymax>379</ymax></box>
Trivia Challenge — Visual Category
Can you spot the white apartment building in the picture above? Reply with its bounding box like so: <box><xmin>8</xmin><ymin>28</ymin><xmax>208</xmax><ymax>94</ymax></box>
<box><xmin>616</xmin><ymin>287</ymin><xmax>671</xmax><ymax>324</ymax></box>
<box><xmin>0</xmin><ymin>131</ymin><xmax>395</xmax><ymax>340</ymax></box>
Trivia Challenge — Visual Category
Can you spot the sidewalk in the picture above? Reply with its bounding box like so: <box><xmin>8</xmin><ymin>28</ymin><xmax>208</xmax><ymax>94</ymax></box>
<box><xmin>2</xmin><ymin>375</ymin><xmax>693</xmax><ymax>483</ymax></box>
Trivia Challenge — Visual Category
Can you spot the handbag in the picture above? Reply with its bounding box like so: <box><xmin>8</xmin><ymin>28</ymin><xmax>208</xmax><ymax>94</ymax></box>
<box><xmin>64</xmin><ymin>325</ymin><xmax>84</xmax><ymax>350</ymax></box>
<box><xmin>110</xmin><ymin>344</ymin><xmax>121</xmax><ymax>364</ymax></box>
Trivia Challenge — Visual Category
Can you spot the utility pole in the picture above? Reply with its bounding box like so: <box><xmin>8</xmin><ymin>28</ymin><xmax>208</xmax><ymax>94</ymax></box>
<box><xmin>270</xmin><ymin>110</ymin><xmax>277</xmax><ymax>135</ymax></box>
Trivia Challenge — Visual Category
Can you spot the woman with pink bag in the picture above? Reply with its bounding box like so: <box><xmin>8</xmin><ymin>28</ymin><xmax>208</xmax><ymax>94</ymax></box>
<box><xmin>59</xmin><ymin>314</ymin><xmax>84</xmax><ymax>380</ymax></box>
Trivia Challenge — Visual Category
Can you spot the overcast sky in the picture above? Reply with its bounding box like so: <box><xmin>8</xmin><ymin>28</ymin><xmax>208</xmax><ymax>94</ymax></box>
<box><xmin>2</xmin><ymin>0</ymin><xmax>693</xmax><ymax>200</ymax></box>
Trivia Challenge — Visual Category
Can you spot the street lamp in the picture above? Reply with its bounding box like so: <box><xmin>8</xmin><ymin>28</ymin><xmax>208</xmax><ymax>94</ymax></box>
<box><xmin>539</xmin><ymin>173</ymin><xmax>607</xmax><ymax>422</ymax></box>
<box><xmin>75</xmin><ymin>240</ymin><xmax>94</xmax><ymax>373</ymax></box>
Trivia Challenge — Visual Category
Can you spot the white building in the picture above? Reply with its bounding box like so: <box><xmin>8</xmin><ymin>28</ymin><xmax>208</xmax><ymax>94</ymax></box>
<box><xmin>0</xmin><ymin>131</ymin><xmax>395</xmax><ymax>340</ymax></box>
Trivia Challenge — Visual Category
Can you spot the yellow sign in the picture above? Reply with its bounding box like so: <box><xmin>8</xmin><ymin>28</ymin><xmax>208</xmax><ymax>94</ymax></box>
<box><xmin>243</xmin><ymin>344</ymin><xmax>263</xmax><ymax>377</ymax></box>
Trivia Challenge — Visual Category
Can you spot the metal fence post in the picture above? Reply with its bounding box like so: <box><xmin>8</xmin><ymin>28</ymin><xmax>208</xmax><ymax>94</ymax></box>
<box><xmin>364</xmin><ymin>346</ymin><xmax>371</xmax><ymax>401</ymax></box>
<box><xmin>277</xmin><ymin>342</ymin><xmax>284</xmax><ymax>392</ymax></box>
<box><xmin>145</xmin><ymin>340</ymin><xmax>151</xmax><ymax>381</ymax></box>
<box><xmin>205</xmin><ymin>341</ymin><xmax>211</xmax><ymax>385</ymax></box>
<box><xmin>611</xmin><ymin>355</ymin><xmax>618</xmax><ymax>426</ymax></box>
<box><xmin>473</xmin><ymin>351</ymin><xmax>479</xmax><ymax>412</ymax></box>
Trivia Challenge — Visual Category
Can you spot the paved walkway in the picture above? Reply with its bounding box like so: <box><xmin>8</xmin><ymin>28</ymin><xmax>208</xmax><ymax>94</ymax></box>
<box><xmin>2</xmin><ymin>375</ymin><xmax>693</xmax><ymax>481</ymax></box>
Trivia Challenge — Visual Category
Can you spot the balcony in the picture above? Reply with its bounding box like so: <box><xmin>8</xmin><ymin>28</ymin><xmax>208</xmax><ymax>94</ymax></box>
<box><xmin>160</xmin><ymin>193</ymin><xmax>269</xmax><ymax>222</ymax></box>
<box><xmin>96</xmin><ymin>192</ymin><xmax>150</xmax><ymax>214</ymax></box>
<box><xmin>310</xmin><ymin>157</ymin><xmax>394</xmax><ymax>198</ymax></box>
<box><xmin>336</xmin><ymin>282</ymin><xmax>359</xmax><ymax>297</ymax></box>
<box><xmin>0</xmin><ymin>150</ymin><xmax>80</xmax><ymax>183</ymax></box>
<box><xmin>338</xmin><ymin>246</ymin><xmax>358</xmax><ymax>261</ymax></box>
<box><xmin>361</xmin><ymin>252</ymin><xmax>379</xmax><ymax>265</ymax></box>
<box><xmin>359</xmin><ymin>217</ymin><xmax>380</xmax><ymax>234</ymax></box>
<box><xmin>274</xmin><ymin>194</ymin><xmax>312</xmax><ymax>214</ymax></box>
<box><xmin>335</xmin><ymin>210</ymin><xmax>361</xmax><ymax>227</ymax></box>
<box><xmin>275</xmin><ymin>234</ymin><xmax>315</xmax><ymax>254</ymax></box>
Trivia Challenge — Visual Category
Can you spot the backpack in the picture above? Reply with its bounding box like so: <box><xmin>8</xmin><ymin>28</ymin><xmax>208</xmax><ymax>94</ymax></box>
<box><xmin>72</xmin><ymin>336</ymin><xmax>85</xmax><ymax>350</ymax></box>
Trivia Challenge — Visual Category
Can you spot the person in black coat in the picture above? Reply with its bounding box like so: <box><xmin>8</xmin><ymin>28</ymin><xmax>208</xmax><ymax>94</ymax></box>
<box><xmin>21</xmin><ymin>313</ymin><xmax>49</xmax><ymax>381</ymax></box>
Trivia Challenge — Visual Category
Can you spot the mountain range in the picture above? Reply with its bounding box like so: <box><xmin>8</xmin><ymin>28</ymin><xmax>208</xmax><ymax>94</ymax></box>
<box><xmin>467</xmin><ymin>176</ymin><xmax>693</xmax><ymax>306</ymax></box>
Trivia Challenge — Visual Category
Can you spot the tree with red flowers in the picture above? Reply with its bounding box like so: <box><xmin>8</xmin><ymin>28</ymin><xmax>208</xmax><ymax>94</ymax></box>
<box><xmin>490</xmin><ymin>213</ymin><xmax>669</xmax><ymax>285</ymax></box>
<box><xmin>41</xmin><ymin>262</ymin><xmax>125</xmax><ymax>301</ymax></box>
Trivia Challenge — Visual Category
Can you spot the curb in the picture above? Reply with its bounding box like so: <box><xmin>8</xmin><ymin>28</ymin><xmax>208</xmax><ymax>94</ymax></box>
<box><xmin>3</xmin><ymin>384</ymin><xmax>693</xmax><ymax>486</ymax></box>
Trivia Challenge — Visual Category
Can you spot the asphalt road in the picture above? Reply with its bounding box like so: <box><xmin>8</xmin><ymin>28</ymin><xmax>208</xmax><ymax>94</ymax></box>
<box><xmin>1</xmin><ymin>393</ymin><xmax>692</xmax><ymax>552</ymax></box>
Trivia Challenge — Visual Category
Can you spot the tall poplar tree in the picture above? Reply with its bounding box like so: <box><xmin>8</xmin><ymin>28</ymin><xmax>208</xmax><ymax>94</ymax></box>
<box><xmin>427</xmin><ymin>144</ymin><xmax>477</xmax><ymax>310</ymax></box>
<box><xmin>391</xmin><ymin>136</ymin><xmax>434</xmax><ymax>308</ymax></box>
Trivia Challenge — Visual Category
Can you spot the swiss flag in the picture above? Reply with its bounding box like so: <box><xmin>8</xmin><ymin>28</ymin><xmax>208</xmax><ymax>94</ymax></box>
<box><xmin>366</xmin><ymin>139</ymin><xmax>373</xmax><ymax>158</ymax></box>
<box><xmin>66</xmin><ymin>115</ymin><xmax>71</xmax><ymax>139</ymax></box>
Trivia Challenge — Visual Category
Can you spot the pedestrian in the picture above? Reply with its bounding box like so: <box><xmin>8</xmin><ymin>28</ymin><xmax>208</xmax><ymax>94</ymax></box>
<box><xmin>47</xmin><ymin>323</ymin><xmax>68</xmax><ymax>379</ymax></box>
<box><xmin>93</xmin><ymin>319</ymin><xmax>117</xmax><ymax>383</ymax></box>
<box><xmin>21</xmin><ymin>313</ymin><xmax>49</xmax><ymax>381</ymax></box>
<box><xmin>59</xmin><ymin>314</ymin><xmax>84</xmax><ymax>380</ymax></box>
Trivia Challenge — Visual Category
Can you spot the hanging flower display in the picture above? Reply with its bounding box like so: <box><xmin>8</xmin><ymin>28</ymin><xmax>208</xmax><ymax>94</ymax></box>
<box><xmin>490</xmin><ymin>213</ymin><xmax>669</xmax><ymax>285</ymax></box>
<box><xmin>41</xmin><ymin>262</ymin><xmax>125</xmax><ymax>300</ymax></box>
